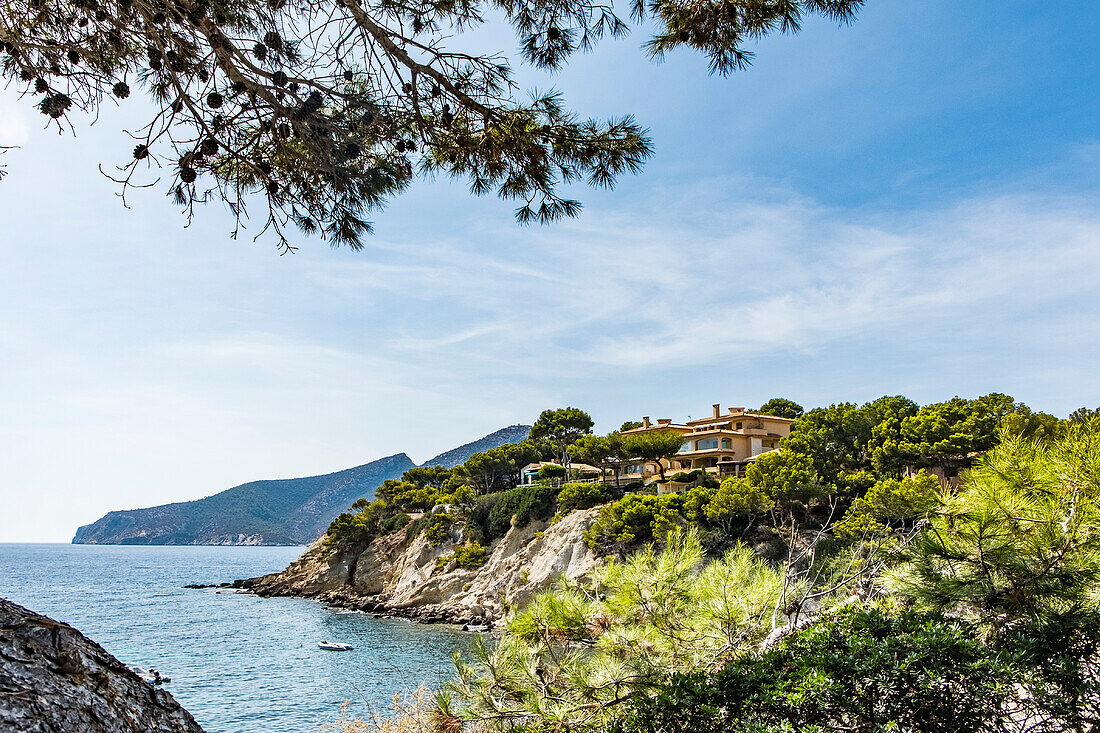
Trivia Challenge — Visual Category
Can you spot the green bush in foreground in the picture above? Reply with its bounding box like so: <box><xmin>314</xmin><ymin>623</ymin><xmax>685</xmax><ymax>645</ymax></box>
<box><xmin>613</xmin><ymin>607</ymin><xmax>1016</xmax><ymax>733</ymax></box>
<box><xmin>444</xmin><ymin>531</ymin><xmax>788</xmax><ymax>731</ymax></box>
<box><xmin>891</xmin><ymin>426</ymin><xmax>1100</xmax><ymax>621</ymax></box>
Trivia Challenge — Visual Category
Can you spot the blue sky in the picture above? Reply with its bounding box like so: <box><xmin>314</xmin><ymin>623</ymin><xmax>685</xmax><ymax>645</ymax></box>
<box><xmin>1</xmin><ymin>1</ymin><xmax>1098</xmax><ymax>542</ymax></box>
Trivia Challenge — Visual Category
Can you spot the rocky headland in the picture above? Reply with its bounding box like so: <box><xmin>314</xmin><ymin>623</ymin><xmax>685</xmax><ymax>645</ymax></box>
<box><xmin>0</xmin><ymin>597</ymin><xmax>205</xmax><ymax>733</ymax></box>
<box><xmin>243</xmin><ymin>506</ymin><xmax>603</xmax><ymax>625</ymax></box>
<box><xmin>73</xmin><ymin>425</ymin><xmax>531</xmax><ymax>546</ymax></box>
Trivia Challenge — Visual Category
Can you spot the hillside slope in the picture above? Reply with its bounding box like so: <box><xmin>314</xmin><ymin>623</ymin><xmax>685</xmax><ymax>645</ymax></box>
<box><xmin>418</xmin><ymin>424</ymin><xmax>531</xmax><ymax>468</ymax></box>
<box><xmin>72</xmin><ymin>425</ymin><xmax>532</xmax><ymax>546</ymax></box>
<box><xmin>72</xmin><ymin>453</ymin><xmax>416</xmax><ymax>545</ymax></box>
<box><xmin>245</xmin><ymin>506</ymin><xmax>601</xmax><ymax>625</ymax></box>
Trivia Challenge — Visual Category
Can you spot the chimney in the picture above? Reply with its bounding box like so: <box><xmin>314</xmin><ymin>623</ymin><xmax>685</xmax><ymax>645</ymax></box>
<box><xmin>643</xmin><ymin>416</ymin><xmax>650</xmax><ymax>428</ymax></box>
<box><xmin>712</xmin><ymin>403</ymin><xmax>721</xmax><ymax>419</ymax></box>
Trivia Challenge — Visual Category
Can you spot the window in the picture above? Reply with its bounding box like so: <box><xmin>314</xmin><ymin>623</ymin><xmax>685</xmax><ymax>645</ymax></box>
<box><xmin>678</xmin><ymin>441</ymin><xmax>693</xmax><ymax>453</ymax></box>
<box><xmin>721</xmin><ymin>438</ymin><xmax>731</xmax><ymax>449</ymax></box>
<box><xmin>735</xmin><ymin>422</ymin><xmax>743</xmax><ymax>430</ymax></box>
<box><xmin>696</xmin><ymin>438</ymin><xmax>719</xmax><ymax>451</ymax></box>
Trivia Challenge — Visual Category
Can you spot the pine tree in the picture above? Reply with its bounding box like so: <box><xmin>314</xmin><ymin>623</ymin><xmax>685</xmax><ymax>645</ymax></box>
<box><xmin>1</xmin><ymin>0</ymin><xmax>861</xmax><ymax>251</ymax></box>
<box><xmin>890</xmin><ymin>425</ymin><xmax>1100</xmax><ymax>622</ymax></box>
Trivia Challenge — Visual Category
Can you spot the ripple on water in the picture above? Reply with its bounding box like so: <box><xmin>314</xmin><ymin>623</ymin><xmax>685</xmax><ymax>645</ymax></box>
<box><xmin>0</xmin><ymin>544</ymin><xmax>476</xmax><ymax>733</ymax></box>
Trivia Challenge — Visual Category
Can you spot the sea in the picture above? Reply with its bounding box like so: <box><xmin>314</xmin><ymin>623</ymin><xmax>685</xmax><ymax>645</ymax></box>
<box><xmin>0</xmin><ymin>543</ymin><xmax>477</xmax><ymax>733</ymax></box>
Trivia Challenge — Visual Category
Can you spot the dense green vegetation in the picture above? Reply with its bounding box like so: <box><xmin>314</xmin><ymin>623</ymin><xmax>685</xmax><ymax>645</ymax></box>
<box><xmin>326</xmin><ymin>395</ymin><xmax>1090</xmax><ymax>564</ymax></box>
<box><xmin>316</xmin><ymin>396</ymin><xmax>1100</xmax><ymax>731</ymax></box>
<box><xmin>433</xmin><ymin>418</ymin><xmax>1100</xmax><ymax>733</ymax></box>
<box><xmin>325</xmin><ymin>408</ymin><xmax>617</xmax><ymax>554</ymax></box>
<box><xmin>581</xmin><ymin>393</ymin><xmax>1076</xmax><ymax>559</ymax></box>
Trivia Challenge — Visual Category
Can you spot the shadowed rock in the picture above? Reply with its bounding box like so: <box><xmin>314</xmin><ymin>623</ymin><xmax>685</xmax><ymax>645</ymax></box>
<box><xmin>0</xmin><ymin>598</ymin><xmax>205</xmax><ymax>733</ymax></box>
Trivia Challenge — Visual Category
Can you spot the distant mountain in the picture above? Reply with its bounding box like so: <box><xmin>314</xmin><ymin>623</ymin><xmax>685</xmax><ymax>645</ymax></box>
<box><xmin>72</xmin><ymin>453</ymin><xmax>415</xmax><ymax>546</ymax></box>
<box><xmin>72</xmin><ymin>425</ymin><xmax>531</xmax><ymax>546</ymax></box>
<box><xmin>418</xmin><ymin>424</ymin><xmax>531</xmax><ymax>468</ymax></box>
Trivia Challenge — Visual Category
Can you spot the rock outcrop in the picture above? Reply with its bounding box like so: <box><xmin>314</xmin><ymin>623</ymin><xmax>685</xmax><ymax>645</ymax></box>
<box><xmin>0</xmin><ymin>598</ymin><xmax>205</xmax><ymax>733</ymax></box>
<box><xmin>246</xmin><ymin>507</ymin><xmax>603</xmax><ymax>624</ymax></box>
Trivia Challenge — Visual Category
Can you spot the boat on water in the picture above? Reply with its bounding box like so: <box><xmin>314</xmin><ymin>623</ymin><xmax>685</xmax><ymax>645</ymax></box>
<box><xmin>318</xmin><ymin>640</ymin><xmax>354</xmax><ymax>651</ymax></box>
<box><xmin>130</xmin><ymin>666</ymin><xmax>171</xmax><ymax>685</ymax></box>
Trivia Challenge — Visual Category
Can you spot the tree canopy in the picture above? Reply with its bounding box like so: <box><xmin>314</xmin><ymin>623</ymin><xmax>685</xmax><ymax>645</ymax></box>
<box><xmin>530</xmin><ymin>406</ymin><xmax>594</xmax><ymax>468</ymax></box>
<box><xmin>1</xmin><ymin>0</ymin><xmax>863</xmax><ymax>251</ymax></box>
<box><xmin>758</xmin><ymin>397</ymin><xmax>804</xmax><ymax>420</ymax></box>
<box><xmin>622</xmin><ymin>428</ymin><xmax>683</xmax><ymax>480</ymax></box>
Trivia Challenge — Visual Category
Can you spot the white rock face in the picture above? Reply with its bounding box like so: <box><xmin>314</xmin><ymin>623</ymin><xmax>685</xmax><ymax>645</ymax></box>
<box><xmin>249</xmin><ymin>508</ymin><xmax>603</xmax><ymax>623</ymax></box>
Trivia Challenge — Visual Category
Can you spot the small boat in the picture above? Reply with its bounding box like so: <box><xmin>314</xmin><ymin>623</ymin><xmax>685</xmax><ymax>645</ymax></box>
<box><xmin>318</xmin><ymin>640</ymin><xmax>354</xmax><ymax>651</ymax></box>
<box><xmin>462</xmin><ymin>623</ymin><xmax>491</xmax><ymax>632</ymax></box>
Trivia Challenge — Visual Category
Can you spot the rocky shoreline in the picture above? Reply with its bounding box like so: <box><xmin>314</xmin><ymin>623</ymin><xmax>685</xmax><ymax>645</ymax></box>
<box><xmin>225</xmin><ymin>506</ymin><xmax>605</xmax><ymax>627</ymax></box>
<box><xmin>0</xmin><ymin>598</ymin><xmax>205</xmax><ymax>733</ymax></box>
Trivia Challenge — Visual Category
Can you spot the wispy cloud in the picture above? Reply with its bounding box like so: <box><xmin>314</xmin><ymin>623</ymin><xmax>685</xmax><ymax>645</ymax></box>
<box><xmin>295</xmin><ymin>180</ymin><xmax>1100</xmax><ymax>376</ymax></box>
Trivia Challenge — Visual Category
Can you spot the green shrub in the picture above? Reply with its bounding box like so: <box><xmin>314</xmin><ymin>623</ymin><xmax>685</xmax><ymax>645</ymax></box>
<box><xmin>834</xmin><ymin>470</ymin><xmax>940</xmax><ymax>538</ymax></box>
<box><xmin>664</xmin><ymin>469</ymin><xmax>718</xmax><ymax>488</ymax></box>
<box><xmin>453</xmin><ymin>542</ymin><xmax>488</xmax><ymax>568</ymax></box>
<box><xmin>556</xmin><ymin>482</ymin><xmax>608</xmax><ymax>512</ymax></box>
<box><xmin>615</xmin><ymin>608</ymin><xmax>1017</xmax><ymax>733</ymax></box>
<box><xmin>424</xmin><ymin>513</ymin><xmax>454</xmax><ymax>546</ymax></box>
<box><xmin>486</xmin><ymin>483</ymin><xmax>557</xmax><ymax>540</ymax></box>
<box><xmin>403</xmin><ymin>514</ymin><xmax>430</xmax><ymax>542</ymax></box>
<box><xmin>585</xmin><ymin>493</ymin><xmax>686</xmax><ymax>553</ymax></box>
<box><xmin>997</xmin><ymin>610</ymin><xmax>1100</xmax><ymax>728</ymax></box>
<box><xmin>538</xmin><ymin>464</ymin><xmax>567</xmax><ymax>481</ymax></box>
<box><xmin>470</xmin><ymin>491</ymin><xmax>503</xmax><ymax>537</ymax></box>
<box><xmin>404</xmin><ymin>512</ymin><xmax>454</xmax><ymax>545</ymax></box>
<box><xmin>376</xmin><ymin>512</ymin><xmax>411</xmax><ymax>535</ymax></box>
<box><xmin>325</xmin><ymin>510</ymin><xmax>374</xmax><ymax>551</ymax></box>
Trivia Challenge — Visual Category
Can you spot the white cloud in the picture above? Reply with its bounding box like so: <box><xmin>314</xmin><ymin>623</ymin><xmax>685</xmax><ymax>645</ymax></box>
<box><xmin>3</xmin><ymin>167</ymin><xmax>1099</xmax><ymax>542</ymax></box>
<box><xmin>308</xmin><ymin>182</ymin><xmax>1100</xmax><ymax>374</ymax></box>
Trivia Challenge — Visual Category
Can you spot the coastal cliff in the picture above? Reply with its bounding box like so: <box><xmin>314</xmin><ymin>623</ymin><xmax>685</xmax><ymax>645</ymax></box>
<box><xmin>0</xmin><ymin>598</ymin><xmax>205</xmax><ymax>733</ymax></box>
<box><xmin>246</xmin><ymin>506</ymin><xmax>603</xmax><ymax>624</ymax></box>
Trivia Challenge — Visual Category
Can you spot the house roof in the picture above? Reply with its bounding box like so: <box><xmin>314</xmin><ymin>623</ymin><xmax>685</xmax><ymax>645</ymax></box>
<box><xmin>520</xmin><ymin>462</ymin><xmax>602</xmax><ymax>473</ymax></box>
<box><xmin>685</xmin><ymin>411</ymin><xmax>795</xmax><ymax>426</ymax></box>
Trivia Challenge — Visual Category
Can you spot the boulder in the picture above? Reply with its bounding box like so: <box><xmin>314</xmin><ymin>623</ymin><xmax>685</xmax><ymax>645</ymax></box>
<box><xmin>0</xmin><ymin>598</ymin><xmax>205</xmax><ymax>733</ymax></box>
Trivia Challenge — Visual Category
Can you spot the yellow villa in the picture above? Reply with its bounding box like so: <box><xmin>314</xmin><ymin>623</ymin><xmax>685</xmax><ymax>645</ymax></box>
<box><xmin>621</xmin><ymin>403</ymin><xmax>794</xmax><ymax>483</ymax></box>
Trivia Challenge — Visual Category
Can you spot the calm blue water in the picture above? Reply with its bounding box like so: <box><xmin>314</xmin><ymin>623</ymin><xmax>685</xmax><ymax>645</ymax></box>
<box><xmin>0</xmin><ymin>544</ymin><xmax>475</xmax><ymax>733</ymax></box>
